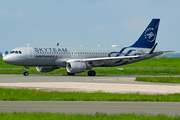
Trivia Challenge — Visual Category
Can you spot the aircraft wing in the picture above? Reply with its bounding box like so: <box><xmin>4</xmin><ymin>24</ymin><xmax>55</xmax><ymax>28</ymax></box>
<box><xmin>66</xmin><ymin>55</ymin><xmax>139</xmax><ymax>63</ymax></box>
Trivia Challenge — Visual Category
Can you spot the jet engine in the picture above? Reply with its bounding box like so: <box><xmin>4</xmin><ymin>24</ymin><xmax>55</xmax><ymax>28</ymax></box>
<box><xmin>66</xmin><ymin>62</ymin><xmax>87</xmax><ymax>73</ymax></box>
<box><xmin>36</xmin><ymin>66</ymin><xmax>60</xmax><ymax>72</ymax></box>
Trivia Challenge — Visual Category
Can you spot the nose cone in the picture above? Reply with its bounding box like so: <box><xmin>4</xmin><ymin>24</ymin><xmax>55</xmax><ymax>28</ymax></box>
<box><xmin>3</xmin><ymin>55</ymin><xmax>13</xmax><ymax>64</ymax></box>
<box><xmin>3</xmin><ymin>55</ymin><xmax>8</xmax><ymax>63</ymax></box>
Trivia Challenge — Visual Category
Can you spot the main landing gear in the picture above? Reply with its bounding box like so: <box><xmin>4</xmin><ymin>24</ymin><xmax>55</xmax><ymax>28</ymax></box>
<box><xmin>23</xmin><ymin>66</ymin><xmax>29</xmax><ymax>76</ymax></box>
<box><xmin>67</xmin><ymin>72</ymin><xmax>75</xmax><ymax>76</ymax></box>
<box><xmin>88</xmin><ymin>70</ymin><xmax>96</xmax><ymax>76</ymax></box>
<box><xmin>67</xmin><ymin>70</ymin><xmax>96</xmax><ymax>76</ymax></box>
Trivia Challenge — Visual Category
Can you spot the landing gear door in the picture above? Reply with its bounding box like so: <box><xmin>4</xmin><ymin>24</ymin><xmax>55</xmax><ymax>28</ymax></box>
<box><xmin>27</xmin><ymin>47</ymin><xmax>34</xmax><ymax>59</ymax></box>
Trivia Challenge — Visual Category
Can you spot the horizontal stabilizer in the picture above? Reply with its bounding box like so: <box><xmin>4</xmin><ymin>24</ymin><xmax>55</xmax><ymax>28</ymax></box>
<box><xmin>152</xmin><ymin>51</ymin><xmax>175</xmax><ymax>54</ymax></box>
<box><xmin>140</xmin><ymin>50</ymin><xmax>175</xmax><ymax>58</ymax></box>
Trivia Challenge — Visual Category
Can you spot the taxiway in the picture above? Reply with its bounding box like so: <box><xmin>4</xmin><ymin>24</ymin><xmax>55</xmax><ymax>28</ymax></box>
<box><xmin>0</xmin><ymin>101</ymin><xmax>180</xmax><ymax>116</ymax></box>
<box><xmin>0</xmin><ymin>75</ymin><xmax>180</xmax><ymax>94</ymax></box>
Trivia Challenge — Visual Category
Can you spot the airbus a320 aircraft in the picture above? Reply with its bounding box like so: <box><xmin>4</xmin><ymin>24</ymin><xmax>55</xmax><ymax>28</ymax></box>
<box><xmin>3</xmin><ymin>19</ymin><xmax>171</xmax><ymax>76</ymax></box>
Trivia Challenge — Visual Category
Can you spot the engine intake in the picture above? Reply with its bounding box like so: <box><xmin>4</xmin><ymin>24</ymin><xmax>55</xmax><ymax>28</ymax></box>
<box><xmin>36</xmin><ymin>66</ymin><xmax>60</xmax><ymax>72</ymax></box>
<box><xmin>66</xmin><ymin>62</ymin><xmax>87</xmax><ymax>73</ymax></box>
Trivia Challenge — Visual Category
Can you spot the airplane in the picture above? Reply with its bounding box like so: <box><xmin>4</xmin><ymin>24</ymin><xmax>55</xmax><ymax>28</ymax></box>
<box><xmin>3</xmin><ymin>19</ymin><xmax>172</xmax><ymax>76</ymax></box>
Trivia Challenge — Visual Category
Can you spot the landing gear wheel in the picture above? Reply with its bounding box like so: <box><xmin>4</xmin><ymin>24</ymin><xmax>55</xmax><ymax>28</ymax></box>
<box><xmin>23</xmin><ymin>72</ymin><xmax>29</xmax><ymax>76</ymax></box>
<box><xmin>88</xmin><ymin>71</ymin><xmax>96</xmax><ymax>76</ymax></box>
<box><xmin>67</xmin><ymin>72</ymin><xmax>75</xmax><ymax>76</ymax></box>
<box><xmin>23</xmin><ymin>66</ymin><xmax>29</xmax><ymax>76</ymax></box>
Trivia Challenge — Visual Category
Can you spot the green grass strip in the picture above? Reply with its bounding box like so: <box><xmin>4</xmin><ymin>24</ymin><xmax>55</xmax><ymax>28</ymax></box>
<box><xmin>1</xmin><ymin>88</ymin><xmax>180</xmax><ymax>102</ymax></box>
<box><xmin>136</xmin><ymin>77</ymin><xmax>180</xmax><ymax>83</ymax></box>
<box><xmin>1</xmin><ymin>67</ymin><xmax>180</xmax><ymax>75</ymax></box>
<box><xmin>0</xmin><ymin>112</ymin><xmax>179</xmax><ymax>120</ymax></box>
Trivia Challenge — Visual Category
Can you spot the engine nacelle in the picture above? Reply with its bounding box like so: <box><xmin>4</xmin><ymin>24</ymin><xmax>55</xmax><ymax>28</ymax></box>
<box><xmin>66</xmin><ymin>62</ymin><xmax>87</xmax><ymax>73</ymax></box>
<box><xmin>36</xmin><ymin>66</ymin><xmax>60</xmax><ymax>72</ymax></box>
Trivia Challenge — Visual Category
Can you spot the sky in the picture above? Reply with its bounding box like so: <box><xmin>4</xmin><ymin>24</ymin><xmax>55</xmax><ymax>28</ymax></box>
<box><xmin>0</xmin><ymin>0</ymin><xmax>180</xmax><ymax>53</ymax></box>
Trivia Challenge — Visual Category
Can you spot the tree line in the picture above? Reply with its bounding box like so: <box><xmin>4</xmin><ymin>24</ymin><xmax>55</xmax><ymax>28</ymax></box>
<box><xmin>0</xmin><ymin>51</ymin><xmax>8</xmax><ymax>58</ymax></box>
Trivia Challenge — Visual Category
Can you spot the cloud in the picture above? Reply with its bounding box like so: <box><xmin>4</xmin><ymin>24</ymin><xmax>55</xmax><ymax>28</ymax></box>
<box><xmin>17</xmin><ymin>13</ymin><xmax>24</xmax><ymax>18</ymax></box>
<box><xmin>88</xmin><ymin>24</ymin><xmax>111</xmax><ymax>32</ymax></box>
<box><xmin>0</xmin><ymin>10</ymin><xmax>8</xmax><ymax>15</ymax></box>
<box><xmin>93</xmin><ymin>25</ymin><xmax>107</xmax><ymax>31</ymax></box>
<box><xmin>16</xmin><ymin>13</ymin><xmax>25</xmax><ymax>21</ymax></box>
<box><xmin>0</xmin><ymin>9</ymin><xmax>25</xmax><ymax>21</ymax></box>
<box><xmin>124</xmin><ymin>18</ymin><xmax>148</xmax><ymax>30</ymax></box>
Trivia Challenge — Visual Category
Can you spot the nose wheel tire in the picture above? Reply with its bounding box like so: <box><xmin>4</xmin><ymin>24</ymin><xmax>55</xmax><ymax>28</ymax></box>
<box><xmin>23</xmin><ymin>72</ymin><xmax>29</xmax><ymax>76</ymax></box>
<box><xmin>88</xmin><ymin>71</ymin><xmax>96</xmax><ymax>76</ymax></box>
<box><xmin>23</xmin><ymin>66</ymin><xmax>29</xmax><ymax>76</ymax></box>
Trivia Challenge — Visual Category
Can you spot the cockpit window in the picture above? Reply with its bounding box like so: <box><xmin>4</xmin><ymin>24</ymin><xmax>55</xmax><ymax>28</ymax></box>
<box><xmin>10</xmin><ymin>51</ymin><xmax>15</xmax><ymax>54</ymax></box>
<box><xmin>10</xmin><ymin>51</ymin><xmax>22</xmax><ymax>54</ymax></box>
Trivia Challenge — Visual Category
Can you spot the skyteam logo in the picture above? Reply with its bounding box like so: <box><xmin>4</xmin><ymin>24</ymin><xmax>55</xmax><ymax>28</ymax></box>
<box><xmin>144</xmin><ymin>28</ymin><xmax>155</xmax><ymax>42</ymax></box>
<box><xmin>34</xmin><ymin>47</ymin><xmax>68</xmax><ymax>53</ymax></box>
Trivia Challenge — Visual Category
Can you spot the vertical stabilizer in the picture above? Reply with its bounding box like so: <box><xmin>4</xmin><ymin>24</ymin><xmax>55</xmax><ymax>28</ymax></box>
<box><xmin>131</xmin><ymin>19</ymin><xmax>160</xmax><ymax>48</ymax></box>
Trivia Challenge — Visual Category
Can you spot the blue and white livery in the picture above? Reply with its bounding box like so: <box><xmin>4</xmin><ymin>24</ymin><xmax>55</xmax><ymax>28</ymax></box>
<box><xmin>3</xmin><ymin>19</ymin><xmax>172</xmax><ymax>76</ymax></box>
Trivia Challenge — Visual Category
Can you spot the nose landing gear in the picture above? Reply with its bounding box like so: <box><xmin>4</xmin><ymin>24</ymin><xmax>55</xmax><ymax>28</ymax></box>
<box><xmin>23</xmin><ymin>66</ymin><xmax>29</xmax><ymax>76</ymax></box>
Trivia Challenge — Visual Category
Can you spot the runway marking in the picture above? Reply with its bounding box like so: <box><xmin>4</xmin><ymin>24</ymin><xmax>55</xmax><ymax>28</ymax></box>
<box><xmin>1</xmin><ymin>105</ymin><xmax>180</xmax><ymax>109</ymax></box>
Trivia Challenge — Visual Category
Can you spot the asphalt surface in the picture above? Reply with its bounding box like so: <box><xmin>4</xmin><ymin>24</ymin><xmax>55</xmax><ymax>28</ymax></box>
<box><xmin>0</xmin><ymin>75</ymin><xmax>180</xmax><ymax>115</ymax></box>
<box><xmin>0</xmin><ymin>75</ymin><xmax>180</xmax><ymax>94</ymax></box>
<box><xmin>0</xmin><ymin>101</ymin><xmax>180</xmax><ymax>116</ymax></box>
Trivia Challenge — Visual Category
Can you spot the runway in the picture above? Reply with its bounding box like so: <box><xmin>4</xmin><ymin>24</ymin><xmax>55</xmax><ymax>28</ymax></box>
<box><xmin>0</xmin><ymin>75</ymin><xmax>180</xmax><ymax>94</ymax></box>
<box><xmin>0</xmin><ymin>101</ymin><xmax>180</xmax><ymax>116</ymax></box>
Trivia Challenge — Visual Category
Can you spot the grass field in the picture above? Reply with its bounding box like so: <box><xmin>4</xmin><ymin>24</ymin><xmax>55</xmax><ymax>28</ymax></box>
<box><xmin>1</xmin><ymin>112</ymin><xmax>179</xmax><ymax>120</ymax></box>
<box><xmin>1</xmin><ymin>67</ymin><xmax>180</xmax><ymax>75</ymax></box>
<box><xmin>1</xmin><ymin>88</ymin><xmax>180</xmax><ymax>102</ymax></box>
<box><xmin>1</xmin><ymin>57</ymin><xmax>180</xmax><ymax>75</ymax></box>
<box><xmin>136</xmin><ymin>77</ymin><xmax>180</xmax><ymax>83</ymax></box>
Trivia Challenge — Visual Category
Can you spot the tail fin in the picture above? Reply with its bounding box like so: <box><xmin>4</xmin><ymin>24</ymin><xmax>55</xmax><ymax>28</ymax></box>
<box><xmin>131</xmin><ymin>19</ymin><xmax>160</xmax><ymax>48</ymax></box>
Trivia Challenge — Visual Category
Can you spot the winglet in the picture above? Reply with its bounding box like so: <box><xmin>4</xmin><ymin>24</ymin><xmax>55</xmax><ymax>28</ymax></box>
<box><xmin>149</xmin><ymin>43</ymin><xmax>158</xmax><ymax>54</ymax></box>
